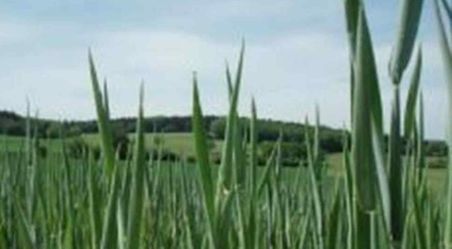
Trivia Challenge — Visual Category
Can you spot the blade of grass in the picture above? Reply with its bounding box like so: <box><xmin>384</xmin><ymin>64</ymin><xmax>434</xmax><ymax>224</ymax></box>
<box><xmin>352</xmin><ymin>8</ymin><xmax>378</xmax><ymax>211</ymax></box>
<box><xmin>191</xmin><ymin>73</ymin><xmax>216</xmax><ymax>247</ymax></box>
<box><xmin>388</xmin><ymin>85</ymin><xmax>403</xmax><ymax>242</ymax></box>
<box><xmin>389</xmin><ymin>0</ymin><xmax>424</xmax><ymax>84</ymax></box>
<box><xmin>88</xmin><ymin>52</ymin><xmax>115</xmax><ymax>178</ymax></box>
<box><xmin>404</xmin><ymin>49</ymin><xmax>423</xmax><ymax>138</ymax></box>
<box><xmin>433</xmin><ymin>0</ymin><xmax>452</xmax><ymax>247</ymax></box>
<box><xmin>216</xmin><ymin>42</ymin><xmax>245</xmax><ymax>197</ymax></box>
<box><xmin>126</xmin><ymin>83</ymin><xmax>146</xmax><ymax>249</ymax></box>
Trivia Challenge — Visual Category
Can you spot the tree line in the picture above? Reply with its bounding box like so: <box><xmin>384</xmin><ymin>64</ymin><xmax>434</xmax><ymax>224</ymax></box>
<box><xmin>0</xmin><ymin>110</ymin><xmax>447</xmax><ymax>162</ymax></box>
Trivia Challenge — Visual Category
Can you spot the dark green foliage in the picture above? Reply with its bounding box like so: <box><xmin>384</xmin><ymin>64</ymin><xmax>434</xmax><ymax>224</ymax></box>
<box><xmin>0</xmin><ymin>110</ymin><xmax>447</xmax><ymax>157</ymax></box>
<box><xmin>111</xmin><ymin>123</ymin><xmax>130</xmax><ymax>159</ymax></box>
<box><xmin>210</xmin><ymin>117</ymin><xmax>344</xmax><ymax>154</ymax></box>
<box><xmin>66</xmin><ymin>136</ymin><xmax>89</xmax><ymax>158</ymax></box>
<box><xmin>259</xmin><ymin>141</ymin><xmax>307</xmax><ymax>167</ymax></box>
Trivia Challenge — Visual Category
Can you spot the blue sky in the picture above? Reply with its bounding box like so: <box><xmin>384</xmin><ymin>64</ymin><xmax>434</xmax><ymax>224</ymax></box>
<box><xmin>0</xmin><ymin>0</ymin><xmax>446</xmax><ymax>138</ymax></box>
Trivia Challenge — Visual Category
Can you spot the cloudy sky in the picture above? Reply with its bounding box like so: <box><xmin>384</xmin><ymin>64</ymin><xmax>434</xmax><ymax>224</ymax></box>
<box><xmin>0</xmin><ymin>0</ymin><xmax>446</xmax><ymax>138</ymax></box>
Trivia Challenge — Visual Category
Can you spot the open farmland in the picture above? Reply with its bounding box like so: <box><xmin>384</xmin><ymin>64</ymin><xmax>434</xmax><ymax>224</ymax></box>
<box><xmin>83</xmin><ymin>132</ymin><xmax>222</xmax><ymax>158</ymax></box>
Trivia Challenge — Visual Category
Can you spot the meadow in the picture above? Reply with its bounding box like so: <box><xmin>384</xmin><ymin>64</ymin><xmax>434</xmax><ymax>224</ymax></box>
<box><xmin>1</xmin><ymin>0</ymin><xmax>452</xmax><ymax>248</ymax></box>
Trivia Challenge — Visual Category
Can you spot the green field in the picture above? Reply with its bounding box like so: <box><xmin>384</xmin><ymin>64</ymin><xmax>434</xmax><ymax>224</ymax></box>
<box><xmin>2</xmin><ymin>132</ymin><xmax>448</xmax><ymax>196</ymax></box>
<box><xmin>83</xmin><ymin>132</ymin><xmax>223</xmax><ymax>157</ymax></box>
<box><xmin>0</xmin><ymin>134</ymin><xmax>63</xmax><ymax>152</ymax></box>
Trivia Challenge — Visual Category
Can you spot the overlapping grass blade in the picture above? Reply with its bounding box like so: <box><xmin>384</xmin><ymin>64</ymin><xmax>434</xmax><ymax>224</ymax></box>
<box><xmin>88</xmin><ymin>52</ymin><xmax>115</xmax><ymax>178</ymax></box>
<box><xmin>404</xmin><ymin>49</ymin><xmax>422</xmax><ymax>138</ymax></box>
<box><xmin>305</xmin><ymin>116</ymin><xmax>325</xmax><ymax>248</ymax></box>
<box><xmin>352</xmin><ymin>8</ymin><xmax>378</xmax><ymax>212</ymax></box>
<box><xmin>389</xmin><ymin>0</ymin><xmax>424</xmax><ymax>84</ymax></box>
<box><xmin>191</xmin><ymin>73</ymin><xmax>216</xmax><ymax>247</ymax></box>
<box><xmin>388</xmin><ymin>84</ymin><xmax>403</xmax><ymax>242</ymax></box>
<box><xmin>216</xmin><ymin>42</ymin><xmax>245</xmax><ymax>197</ymax></box>
<box><xmin>126</xmin><ymin>84</ymin><xmax>146</xmax><ymax>249</ymax></box>
<box><xmin>433</xmin><ymin>0</ymin><xmax>452</xmax><ymax>246</ymax></box>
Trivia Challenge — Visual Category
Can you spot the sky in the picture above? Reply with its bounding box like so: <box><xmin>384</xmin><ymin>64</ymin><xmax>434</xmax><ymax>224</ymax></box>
<box><xmin>0</xmin><ymin>0</ymin><xmax>446</xmax><ymax>139</ymax></box>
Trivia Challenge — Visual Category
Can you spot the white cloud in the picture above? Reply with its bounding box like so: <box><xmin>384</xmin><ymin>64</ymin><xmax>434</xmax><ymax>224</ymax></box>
<box><xmin>88</xmin><ymin>30</ymin><xmax>353</xmax><ymax>125</ymax></box>
<box><xmin>0</xmin><ymin>1</ymin><xmax>446</xmax><ymax>139</ymax></box>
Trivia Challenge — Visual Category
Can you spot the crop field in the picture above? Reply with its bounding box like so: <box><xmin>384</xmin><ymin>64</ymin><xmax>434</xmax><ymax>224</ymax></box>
<box><xmin>83</xmin><ymin>132</ymin><xmax>223</xmax><ymax>158</ymax></box>
<box><xmin>1</xmin><ymin>0</ymin><xmax>452</xmax><ymax>249</ymax></box>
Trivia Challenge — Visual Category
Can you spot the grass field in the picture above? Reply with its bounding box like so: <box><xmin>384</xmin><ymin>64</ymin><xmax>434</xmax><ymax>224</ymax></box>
<box><xmin>0</xmin><ymin>134</ymin><xmax>63</xmax><ymax>152</ymax></box>
<box><xmin>83</xmin><ymin>132</ymin><xmax>223</xmax><ymax>157</ymax></box>
<box><xmin>2</xmin><ymin>132</ymin><xmax>448</xmax><ymax>196</ymax></box>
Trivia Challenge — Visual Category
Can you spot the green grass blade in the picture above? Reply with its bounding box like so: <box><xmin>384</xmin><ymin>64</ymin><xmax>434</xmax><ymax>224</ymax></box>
<box><xmin>404</xmin><ymin>49</ymin><xmax>422</xmax><ymax>138</ymax></box>
<box><xmin>342</xmin><ymin>132</ymin><xmax>355</xmax><ymax>249</ymax></box>
<box><xmin>305</xmin><ymin>117</ymin><xmax>325</xmax><ymax>248</ymax></box>
<box><xmin>225</xmin><ymin>64</ymin><xmax>246</xmax><ymax>188</ymax></box>
<box><xmin>371</xmin><ymin>117</ymin><xmax>391</xmax><ymax>232</ymax></box>
<box><xmin>88</xmin><ymin>153</ymin><xmax>101</xmax><ymax>248</ymax></box>
<box><xmin>389</xmin><ymin>0</ymin><xmax>424</xmax><ymax>84</ymax></box>
<box><xmin>14</xmin><ymin>198</ymin><xmax>34</xmax><ymax>249</ymax></box>
<box><xmin>346</xmin><ymin>2</ymin><xmax>389</xmax><ymax>224</ymax></box>
<box><xmin>249</xmin><ymin>98</ymin><xmax>257</xmax><ymax>197</ymax></box>
<box><xmin>327</xmin><ymin>181</ymin><xmax>341</xmax><ymax>249</ymax></box>
<box><xmin>433</xmin><ymin>0</ymin><xmax>452</xmax><ymax>247</ymax></box>
<box><xmin>117</xmin><ymin>202</ymin><xmax>126</xmax><ymax>249</ymax></box>
<box><xmin>126</xmin><ymin>84</ymin><xmax>146</xmax><ymax>249</ymax></box>
<box><xmin>191</xmin><ymin>73</ymin><xmax>216</xmax><ymax>246</ymax></box>
<box><xmin>88</xmin><ymin>52</ymin><xmax>115</xmax><ymax>178</ymax></box>
<box><xmin>103</xmin><ymin>79</ymin><xmax>110</xmax><ymax>121</ymax></box>
<box><xmin>217</xmin><ymin>43</ymin><xmax>245</xmax><ymax>196</ymax></box>
<box><xmin>257</xmin><ymin>143</ymin><xmax>277</xmax><ymax>197</ymax></box>
<box><xmin>416</xmin><ymin>93</ymin><xmax>425</xmax><ymax>173</ymax></box>
<box><xmin>411</xmin><ymin>186</ymin><xmax>427</xmax><ymax>249</ymax></box>
<box><xmin>352</xmin><ymin>8</ymin><xmax>377</xmax><ymax>211</ymax></box>
<box><xmin>99</xmin><ymin>164</ymin><xmax>121</xmax><ymax>249</ymax></box>
<box><xmin>388</xmin><ymin>85</ymin><xmax>403</xmax><ymax>242</ymax></box>
<box><xmin>344</xmin><ymin>0</ymin><xmax>360</xmax><ymax>59</ymax></box>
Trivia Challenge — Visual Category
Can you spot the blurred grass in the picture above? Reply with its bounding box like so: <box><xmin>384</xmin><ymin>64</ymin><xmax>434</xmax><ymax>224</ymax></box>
<box><xmin>0</xmin><ymin>134</ymin><xmax>62</xmax><ymax>152</ymax></box>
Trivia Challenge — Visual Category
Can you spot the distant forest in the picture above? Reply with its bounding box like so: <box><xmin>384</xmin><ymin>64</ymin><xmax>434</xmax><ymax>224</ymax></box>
<box><xmin>0</xmin><ymin>110</ymin><xmax>447</xmax><ymax>157</ymax></box>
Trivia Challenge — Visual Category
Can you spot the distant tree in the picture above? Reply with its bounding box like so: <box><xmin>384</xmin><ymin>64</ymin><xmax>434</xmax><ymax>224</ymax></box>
<box><xmin>425</xmin><ymin>141</ymin><xmax>448</xmax><ymax>157</ymax></box>
<box><xmin>319</xmin><ymin>131</ymin><xmax>343</xmax><ymax>153</ymax></box>
<box><xmin>2</xmin><ymin>120</ymin><xmax>23</xmax><ymax>135</ymax></box>
<box><xmin>67</xmin><ymin>137</ymin><xmax>88</xmax><ymax>158</ymax></box>
<box><xmin>0</xmin><ymin>110</ymin><xmax>448</xmax><ymax>159</ymax></box>
<box><xmin>67</xmin><ymin>126</ymin><xmax>82</xmax><ymax>137</ymax></box>
<box><xmin>210</xmin><ymin>118</ymin><xmax>226</xmax><ymax>139</ymax></box>
<box><xmin>259</xmin><ymin>141</ymin><xmax>307</xmax><ymax>167</ymax></box>
<box><xmin>46</xmin><ymin>122</ymin><xmax>61</xmax><ymax>138</ymax></box>
<box><xmin>112</xmin><ymin>123</ymin><xmax>130</xmax><ymax>159</ymax></box>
